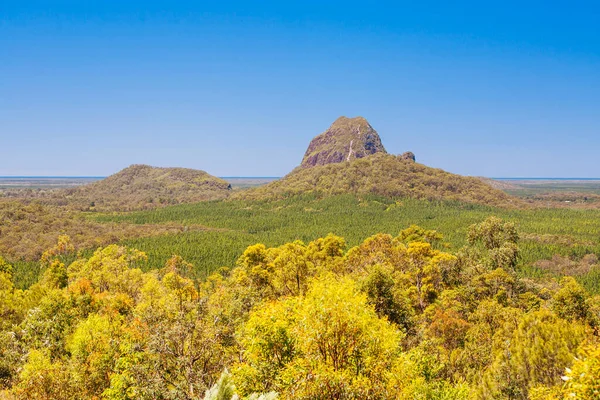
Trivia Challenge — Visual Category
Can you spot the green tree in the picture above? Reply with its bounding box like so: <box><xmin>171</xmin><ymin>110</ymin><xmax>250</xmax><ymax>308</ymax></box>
<box><xmin>234</xmin><ymin>298</ymin><xmax>298</xmax><ymax>394</ymax></box>
<box><xmin>67</xmin><ymin>245</ymin><xmax>147</xmax><ymax>297</ymax></box>
<box><xmin>13</xmin><ymin>350</ymin><xmax>73</xmax><ymax>400</ymax></box>
<box><xmin>305</xmin><ymin>233</ymin><xmax>346</xmax><ymax>271</ymax></box>
<box><xmin>402</xmin><ymin>241</ymin><xmax>456</xmax><ymax>312</ymax></box>
<box><xmin>130</xmin><ymin>269</ymin><xmax>226</xmax><ymax>399</ymax></box>
<box><xmin>20</xmin><ymin>289</ymin><xmax>75</xmax><ymax>360</ymax></box>
<box><xmin>271</xmin><ymin>241</ymin><xmax>314</xmax><ymax>297</ymax></box>
<box><xmin>280</xmin><ymin>276</ymin><xmax>402</xmax><ymax>399</ymax></box>
<box><xmin>67</xmin><ymin>313</ymin><xmax>123</xmax><ymax>398</ymax></box>
<box><xmin>552</xmin><ymin>276</ymin><xmax>589</xmax><ymax>321</ymax></box>
<box><xmin>481</xmin><ymin>309</ymin><xmax>586</xmax><ymax>399</ymax></box>
<box><xmin>467</xmin><ymin>217</ymin><xmax>519</xmax><ymax>270</ymax></box>
<box><xmin>387</xmin><ymin>348</ymin><xmax>473</xmax><ymax>399</ymax></box>
<box><xmin>360</xmin><ymin>266</ymin><xmax>414</xmax><ymax>333</ymax></box>
<box><xmin>235</xmin><ymin>276</ymin><xmax>402</xmax><ymax>399</ymax></box>
<box><xmin>0</xmin><ymin>257</ymin><xmax>13</xmax><ymax>278</ymax></box>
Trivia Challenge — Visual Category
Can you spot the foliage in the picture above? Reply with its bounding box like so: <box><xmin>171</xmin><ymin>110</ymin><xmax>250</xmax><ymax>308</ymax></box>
<box><xmin>13</xmin><ymin>350</ymin><xmax>73</xmax><ymax>400</ymax></box>
<box><xmin>560</xmin><ymin>344</ymin><xmax>600</xmax><ymax>399</ymax></box>
<box><xmin>0</xmin><ymin>200</ymin><xmax>207</xmax><ymax>288</ymax></box>
<box><xmin>480</xmin><ymin>309</ymin><xmax>586</xmax><ymax>399</ymax></box>
<box><xmin>92</xmin><ymin>194</ymin><xmax>600</xmax><ymax>294</ymax></box>
<box><xmin>203</xmin><ymin>370</ymin><xmax>237</xmax><ymax>400</ymax></box>
<box><xmin>467</xmin><ymin>216</ymin><xmax>520</xmax><ymax>270</ymax></box>
<box><xmin>3</xmin><ymin>216</ymin><xmax>600</xmax><ymax>398</ymax></box>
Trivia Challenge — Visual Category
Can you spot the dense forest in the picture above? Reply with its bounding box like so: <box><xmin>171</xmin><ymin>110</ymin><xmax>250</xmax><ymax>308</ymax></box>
<box><xmin>7</xmin><ymin>194</ymin><xmax>600</xmax><ymax>292</ymax></box>
<box><xmin>1</xmin><ymin>217</ymin><xmax>600</xmax><ymax>399</ymax></box>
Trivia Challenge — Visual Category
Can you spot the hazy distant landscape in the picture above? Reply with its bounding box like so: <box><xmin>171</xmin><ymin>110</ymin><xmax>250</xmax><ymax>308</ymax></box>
<box><xmin>501</xmin><ymin>178</ymin><xmax>600</xmax><ymax>194</ymax></box>
<box><xmin>0</xmin><ymin>176</ymin><xmax>278</xmax><ymax>190</ymax></box>
<box><xmin>0</xmin><ymin>177</ymin><xmax>102</xmax><ymax>189</ymax></box>
<box><xmin>4</xmin><ymin>176</ymin><xmax>599</xmax><ymax>192</ymax></box>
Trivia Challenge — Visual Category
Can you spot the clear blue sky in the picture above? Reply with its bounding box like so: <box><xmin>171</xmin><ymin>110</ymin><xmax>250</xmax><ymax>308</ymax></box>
<box><xmin>1</xmin><ymin>1</ymin><xmax>599</xmax><ymax>177</ymax></box>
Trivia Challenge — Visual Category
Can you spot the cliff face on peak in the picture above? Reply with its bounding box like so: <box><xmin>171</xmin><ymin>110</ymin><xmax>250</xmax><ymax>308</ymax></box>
<box><xmin>300</xmin><ymin>116</ymin><xmax>387</xmax><ymax>168</ymax></box>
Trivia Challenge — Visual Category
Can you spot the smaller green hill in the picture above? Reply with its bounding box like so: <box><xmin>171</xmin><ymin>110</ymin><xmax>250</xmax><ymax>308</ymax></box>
<box><xmin>66</xmin><ymin>164</ymin><xmax>231</xmax><ymax>211</ymax></box>
<box><xmin>236</xmin><ymin>153</ymin><xmax>519</xmax><ymax>207</ymax></box>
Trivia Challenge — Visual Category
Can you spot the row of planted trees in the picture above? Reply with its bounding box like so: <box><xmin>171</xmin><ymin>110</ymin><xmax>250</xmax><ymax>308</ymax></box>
<box><xmin>1</xmin><ymin>217</ymin><xmax>600</xmax><ymax>399</ymax></box>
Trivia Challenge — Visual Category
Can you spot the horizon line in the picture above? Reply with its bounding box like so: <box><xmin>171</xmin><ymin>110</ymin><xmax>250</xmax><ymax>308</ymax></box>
<box><xmin>0</xmin><ymin>176</ymin><xmax>282</xmax><ymax>179</ymax></box>
<box><xmin>3</xmin><ymin>176</ymin><xmax>600</xmax><ymax>181</ymax></box>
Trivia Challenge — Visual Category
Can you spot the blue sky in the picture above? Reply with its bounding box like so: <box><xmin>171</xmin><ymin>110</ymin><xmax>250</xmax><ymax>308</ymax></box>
<box><xmin>1</xmin><ymin>1</ymin><xmax>599</xmax><ymax>177</ymax></box>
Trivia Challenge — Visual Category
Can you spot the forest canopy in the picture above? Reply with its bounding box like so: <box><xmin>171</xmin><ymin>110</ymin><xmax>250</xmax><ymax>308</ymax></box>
<box><xmin>1</xmin><ymin>217</ymin><xmax>600</xmax><ymax>399</ymax></box>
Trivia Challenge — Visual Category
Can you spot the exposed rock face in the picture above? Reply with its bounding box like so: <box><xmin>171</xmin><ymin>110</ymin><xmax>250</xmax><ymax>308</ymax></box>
<box><xmin>300</xmin><ymin>116</ymin><xmax>387</xmax><ymax>168</ymax></box>
<box><xmin>399</xmin><ymin>151</ymin><xmax>416</xmax><ymax>162</ymax></box>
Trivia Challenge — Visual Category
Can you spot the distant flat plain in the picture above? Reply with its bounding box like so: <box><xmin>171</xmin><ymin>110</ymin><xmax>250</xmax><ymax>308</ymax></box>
<box><xmin>0</xmin><ymin>176</ymin><xmax>280</xmax><ymax>190</ymax></box>
<box><xmin>1</xmin><ymin>176</ymin><xmax>598</xmax><ymax>192</ymax></box>
<box><xmin>0</xmin><ymin>177</ymin><xmax>103</xmax><ymax>189</ymax></box>
<box><xmin>495</xmin><ymin>178</ymin><xmax>600</xmax><ymax>197</ymax></box>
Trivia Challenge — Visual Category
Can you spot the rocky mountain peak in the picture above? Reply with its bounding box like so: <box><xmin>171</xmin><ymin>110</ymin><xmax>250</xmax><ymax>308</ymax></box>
<box><xmin>300</xmin><ymin>116</ymin><xmax>387</xmax><ymax>168</ymax></box>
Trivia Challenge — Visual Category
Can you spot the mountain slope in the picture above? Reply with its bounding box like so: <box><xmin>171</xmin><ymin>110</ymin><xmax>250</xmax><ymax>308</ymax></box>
<box><xmin>301</xmin><ymin>116</ymin><xmax>387</xmax><ymax>167</ymax></box>
<box><xmin>67</xmin><ymin>164</ymin><xmax>231</xmax><ymax>211</ymax></box>
<box><xmin>236</xmin><ymin>153</ymin><xmax>517</xmax><ymax>206</ymax></box>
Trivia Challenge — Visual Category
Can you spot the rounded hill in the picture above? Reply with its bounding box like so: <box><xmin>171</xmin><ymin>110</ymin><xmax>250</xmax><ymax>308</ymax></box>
<box><xmin>66</xmin><ymin>164</ymin><xmax>231</xmax><ymax>211</ymax></box>
<box><xmin>236</xmin><ymin>153</ymin><xmax>517</xmax><ymax>206</ymax></box>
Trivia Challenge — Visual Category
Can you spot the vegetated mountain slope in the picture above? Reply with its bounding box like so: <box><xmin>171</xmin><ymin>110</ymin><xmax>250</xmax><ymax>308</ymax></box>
<box><xmin>236</xmin><ymin>153</ymin><xmax>519</xmax><ymax>206</ymax></box>
<box><xmin>300</xmin><ymin>116</ymin><xmax>387</xmax><ymax>167</ymax></box>
<box><xmin>66</xmin><ymin>164</ymin><xmax>231</xmax><ymax>211</ymax></box>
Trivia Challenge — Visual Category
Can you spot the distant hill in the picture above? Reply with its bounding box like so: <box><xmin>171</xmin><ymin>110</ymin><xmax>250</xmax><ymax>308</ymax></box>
<box><xmin>237</xmin><ymin>117</ymin><xmax>519</xmax><ymax>207</ymax></box>
<box><xmin>65</xmin><ymin>164</ymin><xmax>231</xmax><ymax>211</ymax></box>
<box><xmin>301</xmin><ymin>116</ymin><xmax>387</xmax><ymax>167</ymax></box>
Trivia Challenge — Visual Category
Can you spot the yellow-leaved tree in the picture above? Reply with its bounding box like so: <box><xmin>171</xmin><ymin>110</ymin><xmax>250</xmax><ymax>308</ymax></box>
<box><xmin>235</xmin><ymin>275</ymin><xmax>402</xmax><ymax>399</ymax></box>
